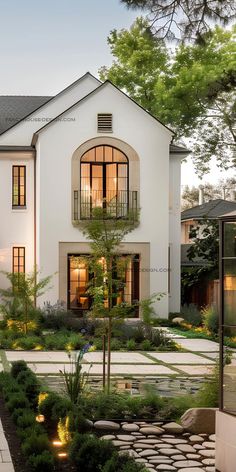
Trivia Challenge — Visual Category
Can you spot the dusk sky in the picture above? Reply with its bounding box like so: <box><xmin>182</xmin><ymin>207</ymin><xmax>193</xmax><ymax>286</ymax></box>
<box><xmin>0</xmin><ymin>0</ymin><xmax>232</xmax><ymax>186</ymax></box>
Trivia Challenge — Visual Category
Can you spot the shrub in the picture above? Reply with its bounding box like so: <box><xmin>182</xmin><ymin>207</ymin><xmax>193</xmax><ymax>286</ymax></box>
<box><xmin>6</xmin><ymin>393</ymin><xmax>30</xmax><ymax>413</ymax></box>
<box><xmin>27</xmin><ymin>450</ymin><xmax>54</xmax><ymax>472</ymax></box>
<box><xmin>21</xmin><ymin>433</ymin><xmax>50</xmax><ymax>456</ymax></box>
<box><xmin>140</xmin><ymin>339</ymin><xmax>153</xmax><ymax>351</ymax></box>
<box><xmin>17</xmin><ymin>424</ymin><xmax>45</xmax><ymax>442</ymax></box>
<box><xmin>16</xmin><ymin>370</ymin><xmax>40</xmax><ymax>405</ymax></box>
<box><xmin>102</xmin><ymin>453</ymin><xmax>147</xmax><ymax>472</ymax></box>
<box><xmin>11</xmin><ymin>360</ymin><xmax>28</xmax><ymax>378</ymax></box>
<box><xmin>110</xmin><ymin>338</ymin><xmax>123</xmax><ymax>351</ymax></box>
<box><xmin>70</xmin><ymin>433</ymin><xmax>115</xmax><ymax>472</ymax></box>
<box><xmin>202</xmin><ymin>305</ymin><xmax>219</xmax><ymax>335</ymax></box>
<box><xmin>16</xmin><ymin>410</ymin><xmax>36</xmax><ymax>428</ymax></box>
<box><xmin>38</xmin><ymin>392</ymin><xmax>73</xmax><ymax>423</ymax></box>
<box><xmin>93</xmin><ymin>337</ymin><xmax>103</xmax><ymax>350</ymax></box>
<box><xmin>181</xmin><ymin>303</ymin><xmax>202</xmax><ymax>326</ymax></box>
<box><xmin>196</xmin><ymin>362</ymin><xmax>219</xmax><ymax>408</ymax></box>
<box><xmin>126</xmin><ymin>339</ymin><xmax>136</xmax><ymax>350</ymax></box>
<box><xmin>14</xmin><ymin>335</ymin><xmax>42</xmax><ymax>350</ymax></box>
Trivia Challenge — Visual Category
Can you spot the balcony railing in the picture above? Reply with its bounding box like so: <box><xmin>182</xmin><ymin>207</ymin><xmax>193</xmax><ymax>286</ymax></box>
<box><xmin>73</xmin><ymin>190</ymin><xmax>138</xmax><ymax>220</ymax></box>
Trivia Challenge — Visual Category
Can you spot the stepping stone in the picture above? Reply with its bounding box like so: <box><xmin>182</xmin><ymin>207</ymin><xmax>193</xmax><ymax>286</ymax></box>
<box><xmin>171</xmin><ymin>455</ymin><xmax>186</xmax><ymax>461</ymax></box>
<box><xmin>132</xmin><ymin>432</ymin><xmax>144</xmax><ymax>436</ymax></box>
<box><xmin>136</xmin><ymin>439</ymin><xmax>162</xmax><ymax>444</ymax></box>
<box><xmin>112</xmin><ymin>440</ymin><xmax>133</xmax><ymax>447</ymax></box>
<box><xmin>162</xmin><ymin>434</ymin><xmax>175</xmax><ymax>438</ymax></box>
<box><xmin>100</xmin><ymin>435</ymin><xmax>115</xmax><ymax>440</ymax></box>
<box><xmin>173</xmin><ymin>460</ymin><xmax>203</xmax><ymax>468</ymax></box>
<box><xmin>164</xmin><ymin>438</ymin><xmax>188</xmax><ymax>445</ymax></box>
<box><xmin>159</xmin><ymin>449</ymin><xmax>179</xmax><ymax>456</ymax></box>
<box><xmin>117</xmin><ymin>435</ymin><xmax>135</xmax><ymax>441</ymax></box>
<box><xmin>209</xmin><ymin>434</ymin><xmax>216</xmax><ymax>441</ymax></box>
<box><xmin>140</xmin><ymin>426</ymin><xmax>164</xmax><ymax>435</ymax></box>
<box><xmin>186</xmin><ymin>454</ymin><xmax>201</xmax><ymax>459</ymax></box>
<box><xmin>133</xmin><ymin>443</ymin><xmax>156</xmax><ymax>449</ymax></box>
<box><xmin>122</xmin><ymin>424</ymin><xmax>139</xmax><ymax>432</ymax></box>
<box><xmin>199</xmin><ymin>449</ymin><xmax>215</xmax><ymax>458</ymax></box>
<box><xmin>139</xmin><ymin>450</ymin><xmax>159</xmax><ymax>457</ymax></box>
<box><xmin>156</xmin><ymin>466</ymin><xmax>176</xmax><ymax>471</ymax></box>
<box><xmin>202</xmin><ymin>459</ymin><xmax>215</xmax><ymax>465</ymax></box>
<box><xmin>202</xmin><ymin>441</ymin><xmax>215</xmax><ymax>448</ymax></box>
<box><xmin>162</xmin><ymin>422</ymin><xmax>184</xmax><ymax>433</ymax></box>
<box><xmin>149</xmin><ymin>459</ymin><xmax>173</xmax><ymax>465</ymax></box>
<box><xmin>136</xmin><ymin>459</ymin><xmax>146</xmax><ymax>463</ymax></box>
<box><xmin>178</xmin><ymin>469</ymin><xmax>205</xmax><ymax>472</ymax></box>
<box><xmin>155</xmin><ymin>443</ymin><xmax>174</xmax><ymax>449</ymax></box>
<box><xmin>193</xmin><ymin>444</ymin><xmax>205</xmax><ymax>450</ymax></box>
<box><xmin>94</xmin><ymin>420</ymin><xmax>120</xmax><ymax>430</ymax></box>
<box><xmin>189</xmin><ymin>435</ymin><xmax>204</xmax><ymax>443</ymax></box>
<box><xmin>176</xmin><ymin>444</ymin><xmax>196</xmax><ymax>453</ymax></box>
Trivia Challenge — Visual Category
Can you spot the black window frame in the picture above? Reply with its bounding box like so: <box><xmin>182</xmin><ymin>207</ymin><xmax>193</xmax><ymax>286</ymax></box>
<box><xmin>12</xmin><ymin>165</ymin><xmax>26</xmax><ymax>208</ymax></box>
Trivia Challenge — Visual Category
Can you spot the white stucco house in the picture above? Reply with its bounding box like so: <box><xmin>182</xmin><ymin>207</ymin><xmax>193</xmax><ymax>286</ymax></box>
<box><xmin>0</xmin><ymin>72</ymin><xmax>189</xmax><ymax>318</ymax></box>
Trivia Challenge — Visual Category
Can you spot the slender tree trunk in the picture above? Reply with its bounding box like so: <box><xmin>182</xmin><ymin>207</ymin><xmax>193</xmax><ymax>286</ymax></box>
<box><xmin>107</xmin><ymin>317</ymin><xmax>112</xmax><ymax>393</ymax></box>
<box><xmin>102</xmin><ymin>334</ymin><xmax>106</xmax><ymax>391</ymax></box>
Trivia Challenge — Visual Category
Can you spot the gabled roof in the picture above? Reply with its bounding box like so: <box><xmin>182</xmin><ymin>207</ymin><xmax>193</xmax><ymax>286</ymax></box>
<box><xmin>0</xmin><ymin>72</ymin><xmax>101</xmax><ymax>137</ymax></box>
<box><xmin>32</xmin><ymin>80</ymin><xmax>175</xmax><ymax>143</ymax></box>
<box><xmin>0</xmin><ymin>96</ymin><xmax>51</xmax><ymax>134</ymax></box>
<box><xmin>170</xmin><ymin>143</ymin><xmax>190</xmax><ymax>155</ymax></box>
<box><xmin>181</xmin><ymin>199</ymin><xmax>236</xmax><ymax>221</ymax></box>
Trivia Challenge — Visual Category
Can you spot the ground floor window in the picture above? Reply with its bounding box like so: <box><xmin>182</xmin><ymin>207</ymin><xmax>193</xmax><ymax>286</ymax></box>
<box><xmin>12</xmin><ymin>247</ymin><xmax>25</xmax><ymax>287</ymax></box>
<box><xmin>67</xmin><ymin>253</ymin><xmax>140</xmax><ymax>314</ymax></box>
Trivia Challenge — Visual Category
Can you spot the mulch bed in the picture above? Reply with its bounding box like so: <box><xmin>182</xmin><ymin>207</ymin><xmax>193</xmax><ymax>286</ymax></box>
<box><xmin>0</xmin><ymin>395</ymin><xmax>75</xmax><ymax>472</ymax></box>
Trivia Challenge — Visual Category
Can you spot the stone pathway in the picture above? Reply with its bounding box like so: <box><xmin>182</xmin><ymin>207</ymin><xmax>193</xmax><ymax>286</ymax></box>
<box><xmin>94</xmin><ymin>420</ymin><xmax>216</xmax><ymax>472</ymax></box>
<box><xmin>0</xmin><ymin>419</ymin><xmax>14</xmax><ymax>472</ymax></box>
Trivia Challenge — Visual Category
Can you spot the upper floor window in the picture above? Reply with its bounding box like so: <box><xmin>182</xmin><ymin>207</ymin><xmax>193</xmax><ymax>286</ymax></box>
<box><xmin>12</xmin><ymin>165</ymin><xmax>26</xmax><ymax>208</ymax></box>
<box><xmin>80</xmin><ymin>145</ymin><xmax>128</xmax><ymax>219</ymax></box>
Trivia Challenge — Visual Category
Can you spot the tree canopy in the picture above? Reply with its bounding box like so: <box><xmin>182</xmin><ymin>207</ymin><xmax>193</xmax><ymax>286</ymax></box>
<box><xmin>182</xmin><ymin>178</ymin><xmax>236</xmax><ymax>209</ymax></box>
<box><xmin>120</xmin><ymin>0</ymin><xmax>236</xmax><ymax>41</ymax></box>
<box><xmin>100</xmin><ymin>19</ymin><xmax>236</xmax><ymax>174</ymax></box>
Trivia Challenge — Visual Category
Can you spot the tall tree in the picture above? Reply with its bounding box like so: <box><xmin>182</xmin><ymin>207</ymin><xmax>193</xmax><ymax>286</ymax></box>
<box><xmin>100</xmin><ymin>20</ymin><xmax>236</xmax><ymax>174</ymax></box>
<box><xmin>182</xmin><ymin>178</ymin><xmax>236</xmax><ymax>209</ymax></box>
<box><xmin>79</xmin><ymin>207</ymin><xmax>138</xmax><ymax>392</ymax></box>
<box><xmin>120</xmin><ymin>0</ymin><xmax>236</xmax><ymax>41</ymax></box>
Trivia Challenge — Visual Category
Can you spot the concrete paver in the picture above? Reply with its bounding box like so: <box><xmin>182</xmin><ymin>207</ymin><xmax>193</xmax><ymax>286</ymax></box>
<box><xmin>176</xmin><ymin>365</ymin><xmax>214</xmax><ymax>375</ymax></box>
<box><xmin>147</xmin><ymin>353</ymin><xmax>215</xmax><ymax>365</ymax></box>
<box><xmin>177</xmin><ymin>339</ymin><xmax>219</xmax><ymax>352</ymax></box>
<box><xmin>83</xmin><ymin>352</ymin><xmax>154</xmax><ymax>364</ymax></box>
<box><xmin>28</xmin><ymin>362</ymin><xmax>175</xmax><ymax>375</ymax></box>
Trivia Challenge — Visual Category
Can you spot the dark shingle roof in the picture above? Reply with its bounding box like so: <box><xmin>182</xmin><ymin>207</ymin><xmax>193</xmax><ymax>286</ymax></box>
<box><xmin>170</xmin><ymin>143</ymin><xmax>190</xmax><ymax>154</ymax></box>
<box><xmin>0</xmin><ymin>96</ymin><xmax>52</xmax><ymax>134</ymax></box>
<box><xmin>181</xmin><ymin>199</ymin><xmax>236</xmax><ymax>221</ymax></box>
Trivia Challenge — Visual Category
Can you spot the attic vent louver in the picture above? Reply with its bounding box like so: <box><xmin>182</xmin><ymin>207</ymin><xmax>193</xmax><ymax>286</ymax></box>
<box><xmin>97</xmin><ymin>113</ymin><xmax>113</xmax><ymax>133</ymax></box>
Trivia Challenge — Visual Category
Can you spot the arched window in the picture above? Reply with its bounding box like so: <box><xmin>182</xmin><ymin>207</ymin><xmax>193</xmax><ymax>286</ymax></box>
<box><xmin>80</xmin><ymin>145</ymin><xmax>129</xmax><ymax>218</ymax></box>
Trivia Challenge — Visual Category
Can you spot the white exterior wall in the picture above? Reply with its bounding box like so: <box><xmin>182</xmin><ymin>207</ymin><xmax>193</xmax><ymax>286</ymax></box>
<box><xmin>0</xmin><ymin>78</ymin><xmax>182</xmax><ymax>319</ymax></box>
<box><xmin>36</xmin><ymin>84</ymin><xmax>172</xmax><ymax>317</ymax></box>
<box><xmin>169</xmin><ymin>155</ymin><xmax>182</xmax><ymax>313</ymax></box>
<box><xmin>0</xmin><ymin>152</ymin><xmax>34</xmax><ymax>290</ymax></box>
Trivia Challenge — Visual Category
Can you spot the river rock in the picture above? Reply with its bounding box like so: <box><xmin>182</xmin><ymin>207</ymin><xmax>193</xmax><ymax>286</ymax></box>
<box><xmin>172</xmin><ymin>317</ymin><xmax>185</xmax><ymax>324</ymax></box>
<box><xmin>122</xmin><ymin>423</ymin><xmax>139</xmax><ymax>432</ymax></box>
<box><xmin>94</xmin><ymin>420</ymin><xmax>120</xmax><ymax>431</ymax></box>
<box><xmin>117</xmin><ymin>435</ymin><xmax>135</xmax><ymax>441</ymax></box>
<box><xmin>181</xmin><ymin>408</ymin><xmax>218</xmax><ymax>434</ymax></box>
<box><xmin>189</xmin><ymin>435</ymin><xmax>204</xmax><ymax>442</ymax></box>
<box><xmin>139</xmin><ymin>426</ymin><xmax>164</xmax><ymax>435</ymax></box>
<box><xmin>176</xmin><ymin>444</ymin><xmax>196</xmax><ymax>453</ymax></box>
<box><xmin>173</xmin><ymin>460</ymin><xmax>203</xmax><ymax>468</ymax></box>
<box><xmin>163</xmin><ymin>422</ymin><xmax>184</xmax><ymax>433</ymax></box>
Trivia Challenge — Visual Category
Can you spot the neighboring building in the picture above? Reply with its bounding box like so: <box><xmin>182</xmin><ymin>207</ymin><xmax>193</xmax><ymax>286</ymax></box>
<box><xmin>0</xmin><ymin>72</ymin><xmax>189</xmax><ymax>318</ymax></box>
<box><xmin>181</xmin><ymin>198</ymin><xmax>236</xmax><ymax>308</ymax></box>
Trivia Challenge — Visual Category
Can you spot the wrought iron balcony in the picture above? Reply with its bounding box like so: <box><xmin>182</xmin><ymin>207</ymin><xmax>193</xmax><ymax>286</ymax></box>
<box><xmin>73</xmin><ymin>190</ymin><xmax>138</xmax><ymax>221</ymax></box>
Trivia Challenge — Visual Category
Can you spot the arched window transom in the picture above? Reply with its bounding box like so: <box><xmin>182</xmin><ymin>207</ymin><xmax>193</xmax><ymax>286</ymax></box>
<box><xmin>80</xmin><ymin>145</ymin><xmax>129</xmax><ymax>219</ymax></box>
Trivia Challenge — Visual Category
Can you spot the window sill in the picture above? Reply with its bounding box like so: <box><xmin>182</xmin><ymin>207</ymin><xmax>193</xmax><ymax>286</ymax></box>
<box><xmin>12</xmin><ymin>206</ymin><xmax>27</xmax><ymax>211</ymax></box>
